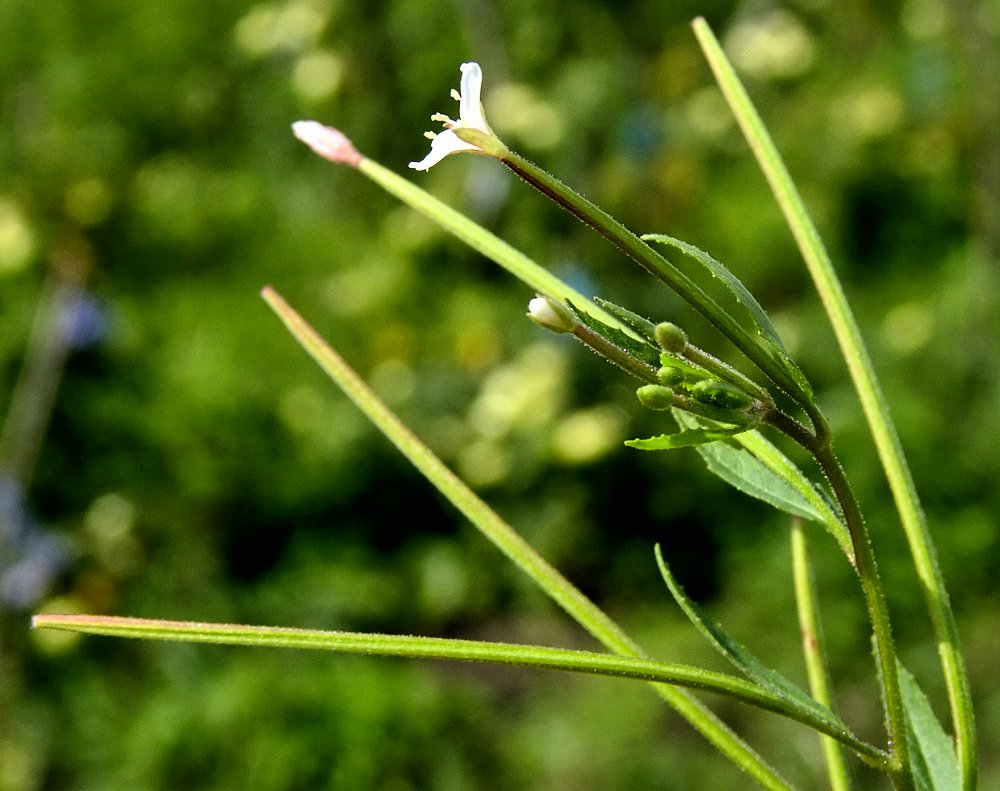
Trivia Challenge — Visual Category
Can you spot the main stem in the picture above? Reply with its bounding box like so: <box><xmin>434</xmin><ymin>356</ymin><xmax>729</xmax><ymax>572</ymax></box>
<box><xmin>770</xmin><ymin>404</ymin><xmax>910</xmax><ymax>787</ymax></box>
<box><xmin>810</xmin><ymin>438</ymin><xmax>912</xmax><ymax>790</ymax></box>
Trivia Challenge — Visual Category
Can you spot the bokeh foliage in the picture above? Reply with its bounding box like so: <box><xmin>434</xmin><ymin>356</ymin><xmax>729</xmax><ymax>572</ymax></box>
<box><xmin>2</xmin><ymin>0</ymin><xmax>998</xmax><ymax>788</ymax></box>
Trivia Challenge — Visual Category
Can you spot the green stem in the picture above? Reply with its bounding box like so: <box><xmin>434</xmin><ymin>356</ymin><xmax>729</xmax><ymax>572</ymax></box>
<box><xmin>30</xmin><ymin>614</ymin><xmax>885</xmax><ymax>763</ymax></box>
<box><xmin>692</xmin><ymin>16</ymin><xmax>974</xmax><ymax>789</ymax></box>
<box><xmin>356</xmin><ymin>156</ymin><xmax>626</xmax><ymax>329</ymax></box>
<box><xmin>812</xmin><ymin>442</ymin><xmax>911</xmax><ymax>789</ymax></box>
<box><xmin>770</xmin><ymin>398</ymin><xmax>908</xmax><ymax>784</ymax></box>
<box><xmin>792</xmin><ymin>520</ymin><xmax>854</xmax><ymax>791</ymax></box>
<box><xmin>261</xmin><ymin>287</ymin><xmax>796</xmax><ymax>790</ymax></box>
<box><xmin>763</xmin><ymin>409</ymin><xmax>820</xmax><ymax>456</ymax></box>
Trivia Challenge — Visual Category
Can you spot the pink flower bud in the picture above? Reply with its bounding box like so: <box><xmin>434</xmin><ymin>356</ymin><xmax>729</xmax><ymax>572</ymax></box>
<box><xmin>292</xmin><ymin>121</ymin><xmax>363</xmax><ymax>167</ymax></box>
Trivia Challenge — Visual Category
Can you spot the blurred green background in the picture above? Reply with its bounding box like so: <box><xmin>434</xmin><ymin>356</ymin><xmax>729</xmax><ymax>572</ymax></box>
<box><xmin>2</xmin><ymin>0</ymin><xmax>998</xmax><ymax>788</ymax></box>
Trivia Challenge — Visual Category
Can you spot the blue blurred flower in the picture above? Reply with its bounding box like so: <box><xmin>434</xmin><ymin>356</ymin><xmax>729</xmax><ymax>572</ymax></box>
<box><xmin>0</xmin><ymin>474</ymin><xmax>71</xmax><ymax>609</ymax></box>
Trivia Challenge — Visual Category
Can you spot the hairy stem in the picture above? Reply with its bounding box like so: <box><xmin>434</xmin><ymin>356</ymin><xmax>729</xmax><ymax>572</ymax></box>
<box><xmin>812</xmin><ymin>441</ymin><xmax>912</xmax><ymax>789</ymax></box>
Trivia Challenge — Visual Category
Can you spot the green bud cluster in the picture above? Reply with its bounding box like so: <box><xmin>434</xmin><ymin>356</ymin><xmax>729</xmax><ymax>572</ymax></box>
<box><xmin>638</xmin><ymin>356</ymin><xmax>759</xmax><ymax>426</ymax></box>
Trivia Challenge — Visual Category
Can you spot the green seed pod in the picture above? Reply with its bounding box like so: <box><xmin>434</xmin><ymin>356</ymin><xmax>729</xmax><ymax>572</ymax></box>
<box><xmin>689</xmin><ymin>379</ymin><xmax>752</xmax><ymax>410</ymax></box>
<box><xmin>657</xmin><ymin>365</ymin><xmax>685</xmax><ymax>386</ymax></box>
<box><xmin>654</xmin><ymin>322</ymin><xmax>687</xmax><ymax>353</ymax></box>
<box><xmin>636</xmin><ymin>384</ymin><xmax>676</xmax><ymax>411</ymax></box>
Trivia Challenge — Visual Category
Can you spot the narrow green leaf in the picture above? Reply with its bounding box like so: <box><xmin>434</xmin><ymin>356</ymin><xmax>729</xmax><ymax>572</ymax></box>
<box><xmin>626</xmin><ymin>426</ymin><xmax>747</xmax><ymax>450</ymax></box>
<box><xmin>24</xmin><ymin>614</ymin><xmax>796</xmax><ymax>708</ymax></box>
<box><xmin>592</xmin><ymin>297</ymin><xmax>659</xmax><ymax>343</ymax></box>
<box><xmin>566</xmin><ymin>300</ymin><xmax>662</xmax><ymax>368</ymax></box>
<box><xmin>654</xmin><ymin>546</ymin><xmax>845</xmax><ymax>735</ymax></box>
<box><xmin>260</xmin><ymin>287</ymin><xmax>797</xmax><ymax>788</ymax></box>
<box><xmin>31</xmin><ymin>612</ymin><xmax>887</xmax><ymax>763</ymax></box>
<box><xmin>641</xmin><ymin>233</ymin><xmax>814</xmax><ymax>403</ymax></box>
<box><xmin>694</xmin><ymin>17</ymin><xmax>974</xmax><ymax>785</ymax></box>
<box><xmin>261</xmin><ymin>286</ymin><xmax>641</xmax><ymax>654</ymax></box>
<box><xmin>899</xmin><ymin>664</ymin><xmax>961</xmax><ymax>791</ymax></box>
<box><xmin>641</xmin><ymin>233</ymin><xmax>782</xmax><ymax>347</ymax></box>
<box><xmin>674</xmin><ymin>411</ymin><xmax>852</xmax><ymax>557</ymax></box>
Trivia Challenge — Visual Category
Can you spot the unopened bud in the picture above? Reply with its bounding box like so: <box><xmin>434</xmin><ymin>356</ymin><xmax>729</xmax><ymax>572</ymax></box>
<box><xmin>657</xmin><ymin>365</ymin><xmax>685</xmax><ymax>386</ymax></box>
<box><xmin>689</xmin><ymin>379</ymin><xmax>752</xmax><ymax>410</ymax></box>
<box><xmin>636</xmin><ymin>384</ymin><xmax>676</xmax><ymax>411</ymax></box>
<box><xmin>292</xmin><ymin>121</ymin><xmax>363</xmax><ymax>167</ymax></box>
<box><xmin>654</xmin><ymin>322</ymin><xmax>687</xmax><ymax>353</ymax></box>
<box><xmin>527</xmin><ymin>296</ymin><xmax>577</xmax><ymax>334</ymax></box>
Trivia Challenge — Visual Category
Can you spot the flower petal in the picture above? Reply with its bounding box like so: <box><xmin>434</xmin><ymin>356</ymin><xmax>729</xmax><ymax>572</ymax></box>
<box><xmin>408</xmin><ymin>129</ymin><xmax>478</xmax><ymax>171</ymax></box>
<box><xmin>409</xmin><ymin>62</ymin><xmax>494</xmax><ymax>171</ymax></box>
<box><xmin>458</xmin><ymin>62</ymin><xmax>487</xmax><ymax>130</ymax></box>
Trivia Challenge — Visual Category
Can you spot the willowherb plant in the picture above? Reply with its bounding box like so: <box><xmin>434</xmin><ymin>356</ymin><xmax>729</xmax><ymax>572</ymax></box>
<box><xmin>34</xmin><ymin>19</ymin><xmax>974</xmax><ymax>791</ymax></box>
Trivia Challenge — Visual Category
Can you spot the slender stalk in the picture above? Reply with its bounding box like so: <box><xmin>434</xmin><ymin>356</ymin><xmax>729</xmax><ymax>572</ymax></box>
<box><xmin>289</xmin><ymin>122</ymin><xmax>625</xmax><ymax>333</ymax></box>
<box><xmin>692</xmin><ymin>17</ymin><xmax>974</xmax><ymax>789</ymax></box>
<box><xmin>30</xmin><ymin>613</ymin><xmax>886</xmax><ymax>763</ymax></box>
<box><xmin>792</xmin><ymin>520</ymin><xmax>853</xmax><ymax>791</ymax></box>
<box><xmin>355</xmin><ymin>157</ymin><xmax>628</xmax><ymax>329</ymax></box>
<box><xmin>812</xmin><ymin>442</ymin><xmax>911</xmax><ymax>789</ymax></box>
<box><xmin>261</xmin><ymin>287</ymin><xmax>797</xmax><ymax>790</ymax></box>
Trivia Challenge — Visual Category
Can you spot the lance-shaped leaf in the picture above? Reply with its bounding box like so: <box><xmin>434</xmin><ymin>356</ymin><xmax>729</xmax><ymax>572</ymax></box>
<box><xmin>898</xmin><ymin>664</ymin><xmax>961</xmax><ymax>791</ymax></box>
<box><xmin>655</xmin><ymin>546</ymin><xmax>845</xmax><ymax>734</ymax></box>
<box><xmin>674</xmin><ymin>411</ymin><xmax>852</xmax><ymax>557</ymax></box>
<box><xmin>642</xmin><ymin>233</ymin><xmax>782</xmax><ymax>347</ymax></box>
<box><xmin>591</xmin><ymin>296</ymin><xmax>660</xmax><ymax>345</ymax></box>
<box><xmin>565</xmin><ymin>300</ymin><xmax>662</xmax><ymax>369</ymax></box>
<box><xmin>626</xmin><ymin>425</ymin><xmax>748</xmax><ymax>451</ymax></box>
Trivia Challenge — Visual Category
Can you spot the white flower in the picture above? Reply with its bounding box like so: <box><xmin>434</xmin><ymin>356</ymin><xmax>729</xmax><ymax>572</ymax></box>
<box><xmin>527</xmin><ymin>295</ymin><xmax>576</xmax><ymax>334</ymax></box>
<box><xmin>409</xmin><ymin>62</ymin><xmax>494</xmax><ymax>171</ymax></box>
